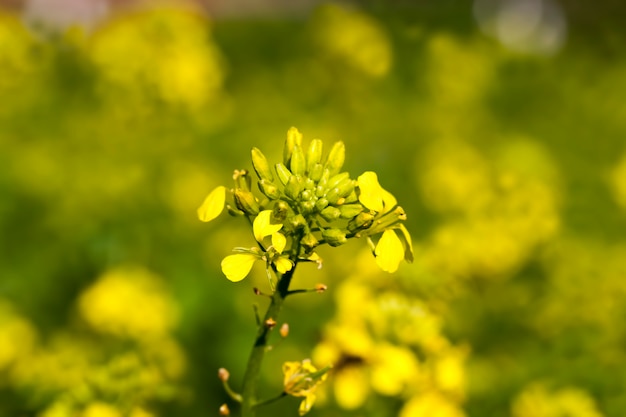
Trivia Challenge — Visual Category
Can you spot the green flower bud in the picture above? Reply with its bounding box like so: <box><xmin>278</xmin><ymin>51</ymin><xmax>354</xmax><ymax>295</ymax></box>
<box><xmin>309</xmin><ymin>163</ymin><xmax>324</xmax><ymax>182</ymax></box>
<box><xmin>301</xmin><ymin>232</ymin><xmax>319</xmax><ymax>251</ymax></box>
<box><xmin>347</xmin><ymin>212</ymin><xmax>375</xmax><ymax>232</ymax></box>
<box><xmin>290</xmin><ymin>144</ymin><xmax>306</xmax><ymax>176</ymax></box>
<box><xmin>288</xmin><ymin>214</ymin><xmax>307</xmax><ymax>231</ymax></box>
<box><xmin>344</xmin><ymin>190</ymin><xmax>358</xmax><ymax>204</ymax></box>
<box><xmin>304</xmin><ymin>178</ymin><xmax>315</xmax><ymax>191</ymax></box>
<box><xmin>234</xmin><ymin>189</ymin><xmax>260</xmax><ymax>215</ymax></box>
<box><xmin>315</xmin><ymin>185</ymin><xmax>326</xmax><ymax>198</ymax></box>
<box><xmin>339</xmin><ymin>204</ymin><xmax>364</xmax><ymax>219</ymax></box>
<box><xmin>300</xmin><ymin>200</ymin><xmax>316</xmax><ymax>215</ymax></box>
<box><xmin>320</xmin><ymin>206</ymin><xmax>341</xmax><ymax>222</ymax></box>
<box><xmin>325</xmin><ymin>141</ymin><xmax>345</xmax><ymax>176</ymax></box>
<box><xmin>258</xmin><ymin>179</ymin><xmax>281</xmax><ymax>200</ymax></box>
<box><xmin>327</xmin><ymin>172</ymin><xmax>350</xmax><ymax>190</ymax></box>
<box><xmin>322</xmin><ymin>228</ymin><xmax>347</xmax><ymax>247</ymax></box>
<box><xmin>301</xmin><ymin>190</ymin><xmax>313</xmax><ymax>201</ymax></box>
<box><xmin>306</xmin><ymin>139</ymin><xmax>323</xmax><ymax>173</ymax></box>
<box><xmin>315</xmin><ymin>197</ymin><xmax>329</xmax><ymax>211</ymax></box>
<box><xmin>335</xmin><ymin>178</ymin><xmax>356</xmax><ymax>199</ymax></box>
<box><xmin>275</xmin><ymin>163</ymin><xmax>292</xmax><ymax>186</ymax></box>
<box><xmin>325</xmin><ymin>187</ymin><xmax>342</xmax><ymax>205</ymax></box>
<box><xmin>285</xmin><ymin>175</ymin><xmax>303</xmax><ymax>200</ymax></box>
<box><xmin>318</xmin><ymin>168</ymin><xmax>330</xmax><ymax>189</ymax></box>
<box><xmin>284</xmin><ymin>127</ymin><xmax>303</xmax><ymax>166</ymax></box>
<box><xmin>251</xmin><ymin>147</ymin><xmax>274</xmax><ymax>182</ymax></box>
<box><xmin>272</xmin><ymin>200</ymin><xmax>290</xmax><ymax>222</ymax></box>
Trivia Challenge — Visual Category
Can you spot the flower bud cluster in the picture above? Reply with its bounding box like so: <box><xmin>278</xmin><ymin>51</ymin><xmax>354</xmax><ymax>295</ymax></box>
<box><xmin>248</xmin><ymin>128</ymin><xmax>373</xmax><ymax>255</ymax></box>
<box><xmin>198</xmin><ymin>127</ymin><xmax>413</xmax><ymax>277</ymax></box>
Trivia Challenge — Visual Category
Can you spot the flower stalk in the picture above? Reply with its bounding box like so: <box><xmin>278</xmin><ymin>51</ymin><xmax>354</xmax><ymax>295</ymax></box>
<box><xmin>198</xmin><ymin>127</ymin><xmax>413</xmax><ymax>416</ymax></box>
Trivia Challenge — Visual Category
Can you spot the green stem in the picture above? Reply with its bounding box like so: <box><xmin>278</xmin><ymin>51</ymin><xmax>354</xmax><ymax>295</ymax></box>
<box><xmin>240</xmin><ymin>264</ymin><xmax>296</xmax><ymax>417</ymax></box>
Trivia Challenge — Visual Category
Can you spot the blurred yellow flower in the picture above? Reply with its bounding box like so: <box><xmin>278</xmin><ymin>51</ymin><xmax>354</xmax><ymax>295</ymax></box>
<box><xmin>333</xmin><ymin>365</ymin><xmax>370</xmax><ymax>410</ymax></box>
<box><xmin>313</xmin><ymin>4</ymin><xmax>392</xmax><ymax>78</ymax></box>
<box><xmin>511</xmin><ymin>383</ymin><xmax>605</xmax><ymax>417</ymax></box>
<box><xmin>400</xmin><ymin>392</ymin><xmax>466</xmax><ymax>417</ymax></box>
<box><xmin>78</xmin><ymin>266</ymin><xmax>178</xmax><ymax>340</ymax></box>
<box><xmin>82</xmin><ymin>402</ymin><xmax>121</xmax><ymax>417</ymax></box>
<box><xmin>0</xmin><ymin>302</ymin><xmax>37</xmax><ymax>371</ymax></box>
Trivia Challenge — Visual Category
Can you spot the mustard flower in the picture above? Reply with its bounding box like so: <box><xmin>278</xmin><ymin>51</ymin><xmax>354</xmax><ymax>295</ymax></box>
<box><xmin>356</xmin><ymin>172</ymin><xmax>413</xmax><ymax>273</ymax></box>
<box><xmin>283</xmin><ymin>359</ymin><xmax>331</xmax><ymax>416</ymax></box>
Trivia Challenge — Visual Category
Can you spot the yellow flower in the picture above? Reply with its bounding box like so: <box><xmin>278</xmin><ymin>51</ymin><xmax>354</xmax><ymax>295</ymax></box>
<box><xmin>253</xmin><ymin>210</ymin><xmax>283</xmax><ymax>242</ymax></box>
<box><xmin>221</xmin><ymin>253</ymin><xmax>259</xmax><ymax>282</ymax></box>
<box><xmin>357</xmin><ymin>172</ymin><xmax>413</xmax><ymax>272</ymax></box>
<box><xmin>283</xmin><ymin>359</ymin><xmax>331</xmax><ymax>416</ymax></box>
<box><xmin>220</xmin><ymin>232</ymin><xmax>293</xmax><ymax>282</ymax></box>
<box><xmin>197</xmin><ymin>186</ymin><xmax>226</xmax><ymax>222</ymax></box>
<box><xmin>357</xmin><ymin>171</ymin><xmax>397</xmax><ymax>213</ymax></box>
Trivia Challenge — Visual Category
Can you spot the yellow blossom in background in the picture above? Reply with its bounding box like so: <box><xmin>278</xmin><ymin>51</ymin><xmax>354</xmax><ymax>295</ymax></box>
<box><xmin>609</xmin><ymin>151</ymin><xmax>626</xmax><ymax>210</ymax></box>
<box><xmin>0</xmin><ymin>301</ymin><xmax>37</xmax><ymax>371</ymax></box>
<box><xmin>78</xmin><ymin>266</ymin><xmax>178</xmax><ymax>340</ymax></box>
<box><xmin>0</xmin><ymin>13</ymin><xmax>40</xmax><ymax>99</ymax></box>
<box><xmin>82</xmin><ymin>402</ymin><xmax>121</xmax><ymax>417</ymax></box>
<box><xmin>89</xmin><ymin>9</ymin><xmax>224</xmax><ymax>109</ymax></box>
<box><xmin>400</xmin><ymin>391</ymin><xmax>466</xmax><ymax>417</ymax></box>
<box><xmin>312</xmin><ymin>4</ymin><xmax>392</xmax><ymax>78</ymax></box>
<box><xmin>511</xmin><ymin>383</ymin><xmax>605</xmax><ymax>417</ymax></box>
<box><xmin>333</xmin><ymin>365</ymin><xmax>370</xmax><ymax>410</ymax></box>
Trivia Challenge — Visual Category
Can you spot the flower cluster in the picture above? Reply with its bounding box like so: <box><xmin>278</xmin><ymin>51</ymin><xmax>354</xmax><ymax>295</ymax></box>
<box><xmin>198</xmin><ymin>127</ymin><xmax>412</xmax><ymax>284</ymax></box>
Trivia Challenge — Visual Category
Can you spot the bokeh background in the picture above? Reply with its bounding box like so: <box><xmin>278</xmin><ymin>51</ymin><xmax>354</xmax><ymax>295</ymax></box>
<box><xmin>1</xmin><ymin>0</ymin><xmax>626</xmax><ymax>416</ymax></box>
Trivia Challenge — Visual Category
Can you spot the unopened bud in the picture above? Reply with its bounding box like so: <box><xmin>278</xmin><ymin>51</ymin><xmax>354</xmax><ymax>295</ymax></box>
<box><xmin>300</xmin><ymin>200</ymin><xmax>315</xmax><ymax>215</ymax></box>
<box><xmin>348</xmin><ymin>212</ymin><xmax>375</xmax><ymax>232</ymax></box>
<box><xmin>306</xmin><ymin>139</ymin><xmax>323</xmax><ymax>173</ymax></box>
<box><xmin>219</xmin><ymin>403</ymin><xmax>230</xmax><ymax>416</ymax></box>
<box><xmin>284</xmin><ymin>175</ymin><xmax>303</xmax><ymax>200</ymax></box>
<box><xmin>288</xmin><ymin>214</ymin><xmax>307</xmax><ymax>231</ymax></box>
<box><xmin>218</xmin><ymin>368</ymin><xmax>230</xmax><ymax>382</ymax></box>
<box><xmin>284</xmin><ymin>127</ymin><xmax>303</xmax><ymax>166</ymax></box>
<box><xmin>315</xmin><ymin>197</ymin><xmax>329</xmax><ymax>211</ymax></box>
<box><xmin>272</xmin><ymin>200</ymin><xmax>290</xmax><ymax>222</ymax></box>
<box><xmin>315</xmin><ymin>283</ymin><xmax>328</xmax><ymax>293</ymax></box>
<box><xmin>290</xmin><ymin>144</ymin><xmax>306</xmax><ymax>176</ymax></box>
<box><xmin>275</xmin><ymin>163</ymin><xmax>292</xmax><ymax>186</ymax></box>
<box><xmin>327</xmin><ymin>172</ymin><xmax>350</xmax><ymax>189</ymax></box>
<box><xmin>251</xmin><ymin>147</ymin><xmax>274</xmax><ymax>182</ymax></box>
<box><xmin>280</xmin><ymin>323</ymin><xmax>289</xmax><ymax>338</ymax></box>
<box><xmin>322</xmin><ymin>228</ymin><xmax>347</xmax><ymax>247</ymax></box>
<box><xmin>325</xmin><ymin>141</ymin><xmax>345</xmax><ymax>176</ymax></box>
<box><xmin>340</xmin><ymin>204</ymin><xmax>364</xmax><ymax>219</ymax></box>
<box><xmin>309</xmin><ymin>163</ymin><xmax>324</xmax><ymax>182</ymax></box>
<box><xmin>300</xmin><ymin>233</ymin><xmax>319</xmax><ymax>251</ymax></box>
<box><xmin>233</xmin><ymin>189</ymin><xmax>260</xmax><ymax>215</ymax></box>
<box><xmin>265</xmin><ymin>318</ymin><xmax>277</xmax><ymax>328</ymax></box>
<box><xmin>233</xmin><ymin>169</ymin><xmax>252</xmax><ymax>191</ymax></box>
<box><xmin>258</xmin><ymin>180</ymin><xmax>281</xmax><ymax>200</ymax></box>
<box><xmin>320</xmin><ymin>206</ymin><xmax>341</xmax><ymax>222</ymax></box>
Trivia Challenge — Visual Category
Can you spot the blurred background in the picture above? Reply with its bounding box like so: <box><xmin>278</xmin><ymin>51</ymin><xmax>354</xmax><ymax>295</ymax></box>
<box><xmin>1</xmin><ymin>0</ymin><xmax>626</xmax><ymax>416</ymax></box>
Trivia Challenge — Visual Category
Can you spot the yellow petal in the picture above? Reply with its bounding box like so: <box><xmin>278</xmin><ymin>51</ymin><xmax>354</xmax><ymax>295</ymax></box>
<box><xmin>221</xmin><ymin>254</ymin><xmax>257</xmax><ymax>282</ymax></box>
<box><xmin>357</xmin><ymin>172</ymin><xmax>384</xmax><ymax>212</ymax></box>
<box><xmin>381</xmin><ymin>187</ymin><xmax>397</xmax><ymax>211</ymax></box>
<box><xmin>197</xmin><ymin>186</ymin><xmax>226</xmax><ymax>222</ymax></box>
<box><xmin>272</xmin><ymin>232</ymin><xmax>287</xmax><ymax>253</ymax></box>
<box><xmin>253</xmin><ymin>210</ymin><xmax>283</xmax><ymax>242</ymax></box>
<box><xmin>298</xmin><ymin>394</ymin><xmax>316</xmax><ymax>416</ymax></box>
<box><xmin>274</xmin><ymin>257</ymin><xmax>294</xmax><ymax>274</ymax></box>
<box><xmin>375</xmin><ymin>229</ymin><xmax>405</xmax><ymax>273</ymax></box>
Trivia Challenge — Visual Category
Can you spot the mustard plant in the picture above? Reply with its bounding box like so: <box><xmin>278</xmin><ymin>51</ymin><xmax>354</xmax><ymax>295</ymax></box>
<box><xmin>198</xmin><ymin>127</ymin><xmax>413</xmax><ymax>416</ymax></box>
